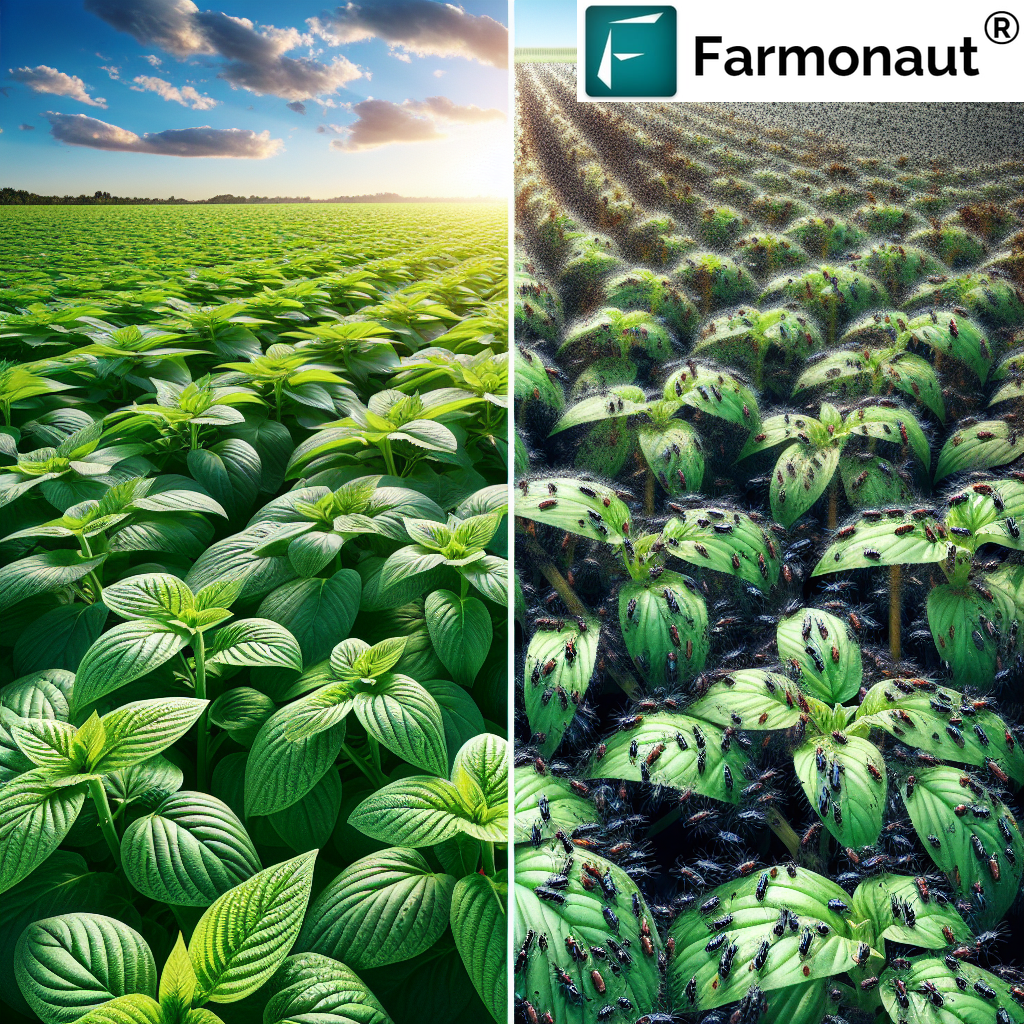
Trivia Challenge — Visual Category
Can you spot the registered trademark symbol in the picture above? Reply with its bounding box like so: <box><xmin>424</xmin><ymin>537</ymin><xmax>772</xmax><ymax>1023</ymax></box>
<box><xmin>985</xmin><ymin>11</ymin><xmax>1019</xmax><ymax>43</ymax></box>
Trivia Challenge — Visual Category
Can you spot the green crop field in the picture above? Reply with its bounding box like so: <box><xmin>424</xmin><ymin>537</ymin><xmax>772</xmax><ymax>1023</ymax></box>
<box><xmin>0</xmin><ymin>201</ymin><xmax>508</xmax><ymax>1024</ymax></box>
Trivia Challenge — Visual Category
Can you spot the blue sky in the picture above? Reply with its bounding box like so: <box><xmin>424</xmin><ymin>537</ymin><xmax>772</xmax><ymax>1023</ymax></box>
<box><xmin>0</xmin><ymin>0</ymin><xmax>509</xmax><ymax>199</ymax></box>
<box><xmin>515</xmin><ymin>0</ymin><xmax>576</xmax><ymax>47</ymax></box>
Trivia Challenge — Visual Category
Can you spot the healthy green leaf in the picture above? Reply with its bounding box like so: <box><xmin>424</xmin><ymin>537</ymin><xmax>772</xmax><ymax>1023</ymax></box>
<box><xmin>424</xmin><ymin>589</ymin><xmax>492</xmax><ymax>687</ymax></box>
<box><xmin>262</xmin><ymin>952</ymin><xmax>393</xmax><ymax>1024</ymax></box>
<box><xmin>450</xmin><ymin>872</ymin><xmax>506</xmax><ymax>1023</ymax></box>
<box><xmin>0</xmin><ymin>769</ymin><xmax>86</xmax><ymax>894</ymax></box>
<box><xmin>15</xmin><ymin>913</ymin><xmax>157</xmax><ymax>1024</ymax></box>
<box><xmin>71</xmin><ymin>621</ymin><xmax>192</xmax><ymax>713</ymax></box>
<box><xmin>121</xmin><ymin>791</ymin><xmax>261</xmax><ymax>906</ymax></box>
<box><xmin>188</xmin><ymin>852</ymin><xmax>317</xmax><ymax>1004</ymax></box>
<box><xmin>299</xmin><ymin>847</ymin><xmax>456</xmax><ymax>969</ymax></box>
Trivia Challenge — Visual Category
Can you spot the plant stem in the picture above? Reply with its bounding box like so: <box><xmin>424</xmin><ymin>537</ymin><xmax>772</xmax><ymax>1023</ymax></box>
<box><xmin>88</xmin><ymin>777</ymin><xmax>121</xmax><ymax>869</ymax></box>
<box><xmin>189</xmin><ymin>423</ymin><xmax>199</xmax><ymax>450</ymax></box>
<box><xmin>194</xmin><ymin>631</ymin><xmax>209</xmax><ymax>791</ymax></box>
<box><xmin>644</xmin><ymin>469</ymin><xmax>655</xmax><ymax>515</ymax></box>
<box><xmin>889</xmin><ymin>563</ymin><xmax>902</xmax><ymax>662</ymax></box>
<box><xmin>827</xmin><ymin>475</ymin><xmax>838</xmax><ymax>531</ymax></box>
<box><xmin>765</xmin><ymin>807</ymin><xmax>800</xmax><ymax>859</ymax></box>
<box><xmin>342</xmin><ymin>741</ymin><xmax>388</xmax><ymax>787</ymax></box>
<box><xmin>379</xmin><ymin>437</ymin><xmax>398</xmax><ymax>477</ymax></box>
<box><xmin>481</xmin><ymin>841</ymin><xmax>496</xmax><ymax>877</ymax></box>
<box><xmin>274</xmin><ymin>381</ymin><xmax>283</xmax><ymax>422</ymax></box>
<box><xmin>77</xmin><ymin>533</ymin><xmax>104</xmax><ymax>600</ymax></box>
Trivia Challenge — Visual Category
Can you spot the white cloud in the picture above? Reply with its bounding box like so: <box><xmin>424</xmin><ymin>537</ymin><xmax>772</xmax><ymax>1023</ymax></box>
<box><xmin>406</xmin><ymin>95</ymin><xmax>505</xmax><ymax>124</ymax></box>
<box><xmin>309</xmin><ymin>1</ymin><xmax>508</xmax><ymax>68</ymax></box>
<box><xmin>10</xmin><ymin>65</ymin><xmax>107</xmax><ymax>107</ymax></box>
<box><xmin>331</xmin><ymin>94</ymin><xmax>505</xmax><ymax>151</ymax></box>
<box><xmin>143</xmin><ymin>54</ymin><xmax>163</xmax><ymax>67</ymax></box>
<box><xmin>101</xmin><ymin>65</ymin><xmax>121</xmax><ymax>80</ymax></box>
<box><xmin>44</xmin><ymin>110</ymin><xmax>283</xmax><ymax>157</ymax></box>
<box><xmin>131</xmin><ymin>74</ymin><xmax>218</xmax><ymax>109</ymax></box>
<box><xmin>432</xmin><ymin>69</ymin><xmax>445</xmax><ymax>77</ymax></box>
<box><xmin>85</xmin><ymin>0</ymin><xmax>364</xmax><ymax>100</ymax></box>
<box><xmin>391</xmin><ymin>50</ymin><xmax>411</xmax><ymax>63</ymax></box>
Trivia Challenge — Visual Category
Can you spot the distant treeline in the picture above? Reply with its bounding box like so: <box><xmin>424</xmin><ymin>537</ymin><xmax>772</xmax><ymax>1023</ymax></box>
<box><xmin>0</xmin><ymin>188</ymin><xmax>500</xmax><ymax>206</ymax></box>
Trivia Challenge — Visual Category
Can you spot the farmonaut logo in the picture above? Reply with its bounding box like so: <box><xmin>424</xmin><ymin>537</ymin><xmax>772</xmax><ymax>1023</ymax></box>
<box><xmin>584</xmin><ymin>5</ymin><xmax>677</xmax><ymax>97</ymax></box>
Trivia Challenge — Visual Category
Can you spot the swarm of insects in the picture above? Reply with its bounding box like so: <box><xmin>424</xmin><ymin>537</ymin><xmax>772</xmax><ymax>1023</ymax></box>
<box><xmin>514</xmin><ymin>67</ymin><xmax>1024</xmax><ymax>1024</ymax></box>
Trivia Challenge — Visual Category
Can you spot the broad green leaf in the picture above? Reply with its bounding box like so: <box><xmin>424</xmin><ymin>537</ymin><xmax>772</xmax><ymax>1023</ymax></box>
<box><xmin>668</xmin><ymin>866</ymin><xmax>868</xmax><ymax>1013</ymax></box>
<box><xmin>813</xmin><ymin>508</ymin><xmax>947</xmax><ymax>575</ymax></box>
<box><xmin>1</xmin><ymin>668</ymin><xmax>74</xmax><ymax>722</ymax></box>
<box><xmin>852</xmin><ymin>874</ymin><xmax>970</xmax><ymax>949</ymax></box>
<box><xmin>159</xmin><ymin>934</ymin><xmax>196</xmax><ymax>1019</ymax></box>
<box><xmin>0</xmin><ymin>769</ymin><xmax>86</xmax><ymax>894</ymax></box>
<box><xmin>936</xmin><ymin>420</ymin><xmax>1020</xmax><ymax>481</ymax></box>
<box><xmin>900</xmin><ymin>765</ymin><xmax>1023</xmax><ymax>925</ymax></box>
<box><xmin>585</xmin><ymin>713</ymin><xmax>750</xmax><ymax>803</ymax></box>
<box><xmin>777</xmin><ymin>608</ymin><xmax>861</xmax><ymax>703</ymax></box>
<box><xmin>794</xmin><ymin>733</ymin><xmax>886</xmax><ymax>848</ymax></box>
<box><xmin>619</xmin><ymin>570</ymin><xmax>708</xmax><ymax>687</ymax></box>
<box><xmin>0</xmin><ymin>550</ymin><xmax>107</xmax><ymax>615</ymax></box>
<box><xmin>104</xmin><ymin>753</ymin><xmax>184</xmax><ymax>810</ymax></box>
<box><xmin>331</xmin><ymin>635</ymin><xmax>407</xmax><ymax>682</ymax></box>
<box><xmin>0</xmin><ymin>852</ymin><xmax>123</xmax><ymax>1017</ymax></box>
<box><xmin>879</xmin><ymin>956</ymin><xmax>1024</xmax><ymax>1024</ymax></box>
<box><xmin>516</xmin><ymin>842</ymin><xmax>661</xmax><ymax>1024</ymax></box>
<box><xmin>299</xmin><ymin>848</ymin><xmax>455</xmax><ymax>969</ymax></box>
<box><xmin>121</xmin><ymin>792</ymin><xmax>261</xmax><ymax>906</ymax></box>
<box><xmin>245</xmin><ymin>700</ymin><xmax>347</xmax><ymax>817</ymax></box>
<box><xmin>185</xmin><ymin>523</ymin><xmax>296</xmax><ymax>603</ymax></box>
<box><xmin>93</xmin><ymin>698</ymin><xmax>208</xmax><ymax>774</ymax></box>
<box><xmin>662</xmin><ymin>362</ymin><xmax>761</xmax><ymax>428</ymax></box>
<box><xmin>101</xmin><ymin>573</ymin><xmax>195</xmax><ymax>623</ymax></box>
<box><xmin>188</xmin><ymin>852</ymin><xmax>317</xmax><ymax>1004</ymax></box>
<box><xmin>420</xmin><ymin>678</ymin><xmax>486</xmax><ymax>770</ymax></box>
<box><xmin>207</xmin><ymin>619</ymin><xmax>302</xmax><ymax>672</ymax></box>
<box><xmin>852</xmin><ymin>681</ymin><xmax>1024</xmax><ymax>781</ymax></box>
<box><xmin>257</xmin><ymin>570</ymin><xmax>360</xmax><ymax>665</ymax></box>
<box><xmin>513</xmin><ymin>770</ymin><xmax>595</xmax><ymax>844</ymax></box>
<box><xmin>927</xmin><ymin>583</ymin><xmax>1011</xmax><ymax>689</ymax></box>
<box><xmin>849</xmin><ymin>404</ymin><xmax>930</xmax><ymax>469</ymax></box>
<box><xmin>59</xmin><ymin>994</ymin><xmax>162</xmax><ymax>1024</ymax></box>
<box><xmin>351</xmin><ymin>675</ymin><xmax>447</xmax><ymax>775</ymax></box>
<box><xmin>549</xmin><ymin>386</ymin><xmax>653</xmax><ymax>434</ymax></box>
<box><xmin>10</xmin><ymin>717</ymin><xmax>77</xmax><ymax>770</ymax></box>
<box><xmin>662</xmin><ymin>507</ymin><xmax>780</xmax><ymax>592</ymax></box>
<box><xmin>637</xmin><ymin>420</ymin><xmax>705</xmax><ymax>495</ymax></box>
<box><xmin>451</xmin><ymin>873</ymin><xmax>506</xmax><ymax>1023</ymax></box>
<box><xmin>514</xmin><ymin>477</ymin><xmax>631</xmax><ymax>546</ymax></box>
<box><xmin>13</xmin><ymin>603</ymin><xmax>108</xmax><ymax>675</ymax></box>
<box><xmin>450</xmin><ymin>733</ymin><xmax>507</xmax><ymax>817</ymax></box>
<box><xmin>424</xmin><ymin>590</ymin><xmax>492</xmax><ymax>687</ymax></box>
<box><xmin>686</xmin><ymin>669</ymin><xmax>804</xmax><ymax>731</ymax></box>
<box><xmin>349</xmin><ymin>775</ymin><xmax>503</xmax><ymax>845</ymax></box>
<box><xmin>15</xmin><ymin>913</ymin><xmax>157</xmax><ymax>1024</ymax></box>
<box><xmin>523</xmin><ymin>615</ymin><xmax>599</xmax><ymax>758</ymax></box>
<box><xmin>208</xmin><ymin>687</ymin><xmax>276</xmax><ymax>747</ymax></box>
<box><xmin>71</xmin><ymin>620</ymin><xmax>192</xmax><ymax>713</ymax></box>
<box><xmin>459</xmin><ymin>554</ymin><xmax>508</xmax><ymax>607</ymax></box>
<box><xmin>770</xmin><ymin>443</ymin><xmax>840</xmax><ymax>527</ymax></box>
<box><xmin>267</xmin><ymin>768</ymin><xmax>343</xmax><ymax>853</ymax></box>
<box><xmin>262</xmin><ymin>952</ymin><xmax>393</xmax><ymax>1024</ymax></box>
